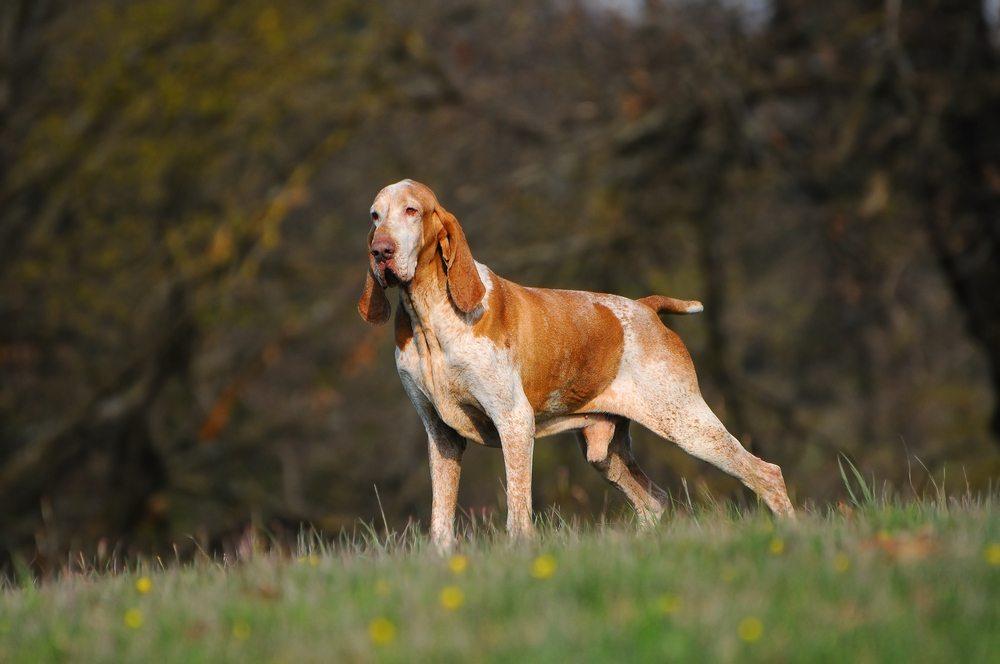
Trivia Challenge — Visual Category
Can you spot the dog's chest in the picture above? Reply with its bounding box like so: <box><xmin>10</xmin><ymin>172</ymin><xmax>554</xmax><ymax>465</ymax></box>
<box><xmin>395</xmin><ymin>316</ymin><xmax>510</xmax><ymax>444</ymax></box>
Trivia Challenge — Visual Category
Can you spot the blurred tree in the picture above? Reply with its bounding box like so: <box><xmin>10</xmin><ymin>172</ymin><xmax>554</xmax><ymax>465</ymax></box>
<box><xmin>900</xmin><ymin>0</ymin><xmax>1000</xmax><ymax>443</ymax></box>
<box><xmin>1</xmin><ymin>0</ymin><xmax>997</xmax><ymax>569</ymax></box>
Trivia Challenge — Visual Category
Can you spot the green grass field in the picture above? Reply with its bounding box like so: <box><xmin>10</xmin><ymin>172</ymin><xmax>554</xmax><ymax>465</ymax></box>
<box><xmin>2</xmin><ymin>493</ymin><xmax>998</xmax><ymax>663</ymax></box>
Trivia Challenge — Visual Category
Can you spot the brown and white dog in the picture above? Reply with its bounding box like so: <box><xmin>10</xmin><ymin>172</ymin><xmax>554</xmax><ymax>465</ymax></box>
<box><xmin>358</xmin><ymin>179</ymin><xmax>794</xmax><ymax>549</ymax></box>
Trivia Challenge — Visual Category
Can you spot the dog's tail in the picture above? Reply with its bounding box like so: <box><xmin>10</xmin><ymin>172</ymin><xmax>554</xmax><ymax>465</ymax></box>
<box><xmin>637</xmin><ymin>295</ymin><xmax>704</xmax><ymax>315</ymax></box>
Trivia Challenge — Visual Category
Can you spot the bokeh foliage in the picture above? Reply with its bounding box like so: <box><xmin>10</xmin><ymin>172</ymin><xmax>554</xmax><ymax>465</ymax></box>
<box><xmin>1</xmin><ymin>0</ymin><xmax>998</xmax><ymax>566</ymax></box>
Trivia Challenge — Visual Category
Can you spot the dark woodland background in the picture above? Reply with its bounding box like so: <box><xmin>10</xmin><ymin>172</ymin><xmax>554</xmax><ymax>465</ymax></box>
<box><xmin>2</xmin><ymin>0</ymin><xmax>999</xmax><ymax>569</ymax></box>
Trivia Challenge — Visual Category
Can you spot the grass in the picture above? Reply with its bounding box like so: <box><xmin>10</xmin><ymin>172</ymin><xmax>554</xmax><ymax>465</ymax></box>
<box><xmin>1</xmin><ymin>494</ymin><xmax>998</xmax><ymax>662</ymax></box>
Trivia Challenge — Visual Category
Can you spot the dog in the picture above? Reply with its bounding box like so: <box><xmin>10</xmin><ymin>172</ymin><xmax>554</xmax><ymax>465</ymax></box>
<box><xmin>358</xmin><ymin>179</ymin><xmax>794</xmax><ymax>549</ymax></box>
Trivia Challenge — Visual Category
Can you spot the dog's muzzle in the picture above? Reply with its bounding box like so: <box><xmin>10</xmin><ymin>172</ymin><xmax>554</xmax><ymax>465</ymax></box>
<box><xmin>380</xmin><ymin>263</ymin><xmax>401</xmax><ymax>286</ymax></box>
<box><xmin>370</xmin><ymin>236</ymin><xmax>401</xmax><ymax>287</ymax></box>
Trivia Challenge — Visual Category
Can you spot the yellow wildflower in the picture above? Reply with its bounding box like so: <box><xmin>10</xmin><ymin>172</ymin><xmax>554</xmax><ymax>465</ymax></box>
<box><xmin>531</xmin><ymin>554</ymin><xmax>557</xmax><ymax>579</ymax></box>
<box><xmin>986</xmin><ymin>543</ymin><xmax>1000</xmax><ymax>566</ymax></box>
<box><xmin>440</xmin><ymin>585</ymin><xmax>465</xmax><ymax>610</ymax></box>
<box><xmin>448</xmin><ymin>554</ymin><xmax>468</xmax><ymax>575</ymax></box>
<box><xmin>738</xmin><ymin>617</ymin><xmax>763</xmax><ymax>643</ymax></box>
<box><xmin>368</xmin><ymin>617</ymin><xmax>396</xmax><ymax>645</ymax></box>
<box><xmin>769</xmin><ymin>538</ymin><xmax>785</xmax><ymax>555</ymax></box>
<box><xmin>135</xmin><ymin>577</ymin><xmax>152</xmax><ymax>594</ymax></box>
<box><xmin>656</xmin><ymin>594</ymin><xmax>681</xmax><ymax>615</ymax></box>
<box><xmin>833</xmin><ymin>553</ymin><xmax>850</xmax><ymax>573</ymax></box>
<box><xmin>232</xmin><ymin>621</ymin><xmax>251</xmax><ymax>640</ymax></box>
<box><xmin>124</xmin><ymin>608</ymin><xmax>144</xmax><ymax>629</ymax></box>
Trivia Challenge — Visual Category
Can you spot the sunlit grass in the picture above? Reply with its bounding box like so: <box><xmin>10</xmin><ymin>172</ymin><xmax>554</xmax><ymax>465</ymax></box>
<box><xmin>0</xmin><ymin>491</ymin><xmax>997</xmax><ymax>662</ymax></box>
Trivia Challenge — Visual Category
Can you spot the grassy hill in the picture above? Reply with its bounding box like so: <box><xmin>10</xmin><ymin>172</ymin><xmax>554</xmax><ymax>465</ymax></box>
<box><xmin>2</xmin><ymin>494</ymin><xmax>998</xmax><ymax>663</ymax></box>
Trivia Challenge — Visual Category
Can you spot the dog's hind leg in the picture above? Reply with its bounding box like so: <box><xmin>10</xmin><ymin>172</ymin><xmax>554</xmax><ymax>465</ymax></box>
<box><xmin>634</xmin><ymin>396</ymin><xmax>794</xmax><ymax>517</ymax></box>
<box><xmin>611</xmin><ymin>315</ymin><xmax>795</xmax><ymax>518</ymax></box>
<box><xmin>577</xmin><ymin>416</ymin><xmax>669</xmax><ymax>526</ymax></box>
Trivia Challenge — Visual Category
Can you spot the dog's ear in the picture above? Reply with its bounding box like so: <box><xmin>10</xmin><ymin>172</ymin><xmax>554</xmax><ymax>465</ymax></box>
<box><xmin>358</xmin><ymin>227</ymin><xmax>390</xmax><ymax>325</ymax></box>
<box><xmin>436</xmin><ymin>205</ymin><xmax>485</xmax><ymax>314</ymax></box>
<box><xmin>358</xmin><ymin>270</ymin><xmax>390</xmax><ymax>324</ymax></box>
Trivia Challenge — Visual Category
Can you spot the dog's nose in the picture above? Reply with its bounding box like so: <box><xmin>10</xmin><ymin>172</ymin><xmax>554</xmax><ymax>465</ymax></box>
<box><xmin>370</xmin><ymin>239</ymin><xmax>396</xmax><ymax>263</ymax></box>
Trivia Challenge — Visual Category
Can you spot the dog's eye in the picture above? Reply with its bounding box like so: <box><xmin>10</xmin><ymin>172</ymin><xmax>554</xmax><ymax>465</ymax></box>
<box><xmin>371</xmin><ymin>211</ymin><xmax>379</xmax><ymax>222</ymax></box>
<box><xmin>405</xmin><ymin>206</ymin><xmax>419</xmax><ymax>217</ymax></box>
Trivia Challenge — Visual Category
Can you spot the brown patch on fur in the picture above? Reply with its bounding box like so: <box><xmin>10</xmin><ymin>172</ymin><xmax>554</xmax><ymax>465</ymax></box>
<box><xmin>435</xmin><ymin>206</ymin><xmax>485</xmax><ymax>313</ymax></box>
<box><xmin>473</xmin><ymin>277</ymin><xmax>624</xmax><ymax>414</ymax></box>
<box><xmin>394</xmin><ymin>303</ymin><xmax>413</xmax><ymax>350</ymax></box>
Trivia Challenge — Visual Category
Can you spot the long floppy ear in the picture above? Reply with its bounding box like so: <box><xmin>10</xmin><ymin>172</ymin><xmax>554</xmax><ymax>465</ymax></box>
<box><xmin>358</xmin><ymin>270</ymin><xmax>390</xmax><ymax>324</ymax></box>
<box><xmin>436</xmin><ymin>205</ymin><xmax>485</xmax><ymax>313</ymax></box>
<box><xmin>357</xmin><ymin>228</ymin><xmax>390</xmax><ymax>325</ymax></box>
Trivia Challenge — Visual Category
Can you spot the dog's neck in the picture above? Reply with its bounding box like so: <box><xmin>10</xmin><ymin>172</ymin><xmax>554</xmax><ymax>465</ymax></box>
<box><xmin>400</xmin><ymin>242</ymin><xmax>471</xmax><ymax>346</ymax></box>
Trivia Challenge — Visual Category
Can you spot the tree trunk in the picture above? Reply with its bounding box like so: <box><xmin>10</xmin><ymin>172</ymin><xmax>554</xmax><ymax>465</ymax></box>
<box><xmin>908</xmin><ymin>1</ymin><xmax>1000</xmax><ymax>444</ymax></box>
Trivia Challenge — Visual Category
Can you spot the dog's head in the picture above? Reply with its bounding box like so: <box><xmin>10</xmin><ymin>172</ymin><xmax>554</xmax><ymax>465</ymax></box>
<box><xmin>358</xmin><ymin>179</ymin><xmax>485</xmax><ymax>324</ymax></box>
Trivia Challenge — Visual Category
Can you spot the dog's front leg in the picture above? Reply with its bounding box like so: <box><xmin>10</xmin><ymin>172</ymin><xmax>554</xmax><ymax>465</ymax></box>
<box><xmin>496</xmin><ymin>409</ymin><xmax>536</xmax><ymax>539</ymax></box>
<box><xmin>399</xmin><ymin>373</ymin><xmax>466</xmax><ymax>552</ymax></box>
<box><xmin>427</xmin><ymin>426</ymin><xmax>466</xmax><ymax>552</ymax></box>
